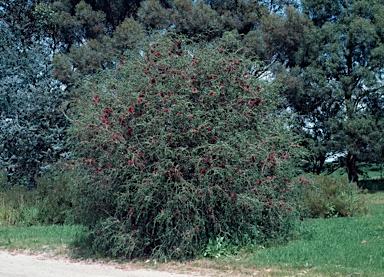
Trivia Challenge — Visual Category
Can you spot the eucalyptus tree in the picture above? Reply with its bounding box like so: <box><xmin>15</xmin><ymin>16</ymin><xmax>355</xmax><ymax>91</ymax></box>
<box><xmin>0</xmin><ymin>21</ymin><xmax>69</xmax><ymax>187</ymax></box>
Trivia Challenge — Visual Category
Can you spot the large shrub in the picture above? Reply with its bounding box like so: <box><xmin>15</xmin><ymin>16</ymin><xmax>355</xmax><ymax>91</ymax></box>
<box><xmin>71</xmin><ymin>33</ymin><xmax>305</xmax><ymax>259</ymax></box>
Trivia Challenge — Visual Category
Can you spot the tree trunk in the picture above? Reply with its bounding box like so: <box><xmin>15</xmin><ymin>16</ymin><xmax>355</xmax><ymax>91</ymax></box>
<box><xmin>315</xmin><ymin>155</ymin><xmax>326</xmax><ymax>175</ymax></box>
<box><xmin>346</xmin><ymin>152</ymin><xmax>358</xmax><ymax>184</ymax></box>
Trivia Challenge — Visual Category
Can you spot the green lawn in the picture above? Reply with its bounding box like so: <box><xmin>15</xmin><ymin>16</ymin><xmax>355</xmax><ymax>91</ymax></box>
<box><xmin>243</xmin><ymin>192</ymin><xmax>384</xmax><ymax>276</ymax></box>
<box><xmin>0</xmin><ymin>225</ymin><xmax>87</xmax><ymax>254</ymax></box>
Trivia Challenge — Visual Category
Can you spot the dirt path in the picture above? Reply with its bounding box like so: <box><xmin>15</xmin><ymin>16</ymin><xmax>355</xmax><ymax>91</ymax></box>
<box><xmin>0</xmin><ymin>251</ymin><xmax>201</xmax><ymax>277</ymax></box>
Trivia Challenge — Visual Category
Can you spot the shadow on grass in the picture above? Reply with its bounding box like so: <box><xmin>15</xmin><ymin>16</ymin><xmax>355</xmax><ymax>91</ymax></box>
<box><xmin>67</xmin><ymin>229</ymin><xmax>106</xmax><ymax>260</ymax></box>
<box><xmin>359</xmin><ymin>179</ymin><xmax>384</xmax><ymax>192</ymax></box>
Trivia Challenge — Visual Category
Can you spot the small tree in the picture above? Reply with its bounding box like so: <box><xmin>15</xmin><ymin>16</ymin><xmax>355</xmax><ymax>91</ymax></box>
<box><xmin>71</xmin><ymin>33</ymin><xmax>305</xmax><ymax>259</ymax></box>
<box><xmin>0</xmin><ymin>21</ymin><xmax>69</xmax><ymax>187</ymax></box>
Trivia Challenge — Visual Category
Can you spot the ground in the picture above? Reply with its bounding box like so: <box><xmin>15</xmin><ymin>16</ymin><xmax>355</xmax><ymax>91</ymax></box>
<box><xmin>0</xmin><ymin>251</ymin><xmax>202</xmax><ymax>277</ymax></box>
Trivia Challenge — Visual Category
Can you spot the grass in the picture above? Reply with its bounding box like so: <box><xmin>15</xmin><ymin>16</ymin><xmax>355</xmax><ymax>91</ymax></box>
<box><xmin>0</xmin><ymin>225</ymin><xmax>87</xmax><ymax>254</ymax></box>
<box><xmin>0</xmin><ymin>186</ymin><xmax>39</xmax><ymax>227</ymax></box>
<box><xmin>244</xmin><ymin>192</ymin><xmax>384</xmax><ymax>276</ymax></box>
<box><xmin>246</xmin><ymin>193</ymin><xmax>384</xmax><ymax>276</ymax></box>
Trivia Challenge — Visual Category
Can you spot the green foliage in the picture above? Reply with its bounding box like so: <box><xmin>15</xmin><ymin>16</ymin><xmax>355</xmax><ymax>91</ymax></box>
<box><xmin>301</xmin><ymin>175</ymin><xmax>367</xmax><ymax>218</ymax></box>
<box><xmin>34</xmin><ymin>169</ymin><xmax>79</xmax><ymax>225</ymax></box>
<box><xmin>0</xmin><ymin>170</ymin><xmax>6</xmax><ymax>187</ymax></box>
<box><xmin>0</xmin><ymin>20</ymin><xmax>69</xmax><ymax>187</ymax></box>
<box><xmin>138</xmin><ymin>0</ymin><xmax>261</xmax><ymax>39</ymax></box>
<box><xmin>202</xmin><ymin>236</ymin><xmax>239</xmax><ymax>258</ymax></box>
<box><xmin>53</xmin><ymin>17</ymin><xmax>146</xmax><ymax>85</ymax></box>
<box><xmin>0</xmin><ymin>186</ymin><xmax>40</xmax><ymax>227</ymax></box>
<box><xmin>0</xmin><ymin>169</ymin><xmax>77</xmax><ymax>227</ymax></box>
<box><xmin>71</xmin><ymin>33</ymin><xmax>305</xmax><ymax>260</ymax></box>
<box><xmin>285</xmin><ymin>0</ymin><xmax>384</xmax><ymax>176</ymax></box>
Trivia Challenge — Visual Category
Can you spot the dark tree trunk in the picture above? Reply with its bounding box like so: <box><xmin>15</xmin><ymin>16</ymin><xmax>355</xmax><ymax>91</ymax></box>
<box><xmin>346</xmin><ymin>152</ymin><xmax>358</xmax><ymax>184</ymax></box>
<box><xmin>316</xmin><ymin>155</ymin><xmax>326</xmax><ymax>175</ymax></box>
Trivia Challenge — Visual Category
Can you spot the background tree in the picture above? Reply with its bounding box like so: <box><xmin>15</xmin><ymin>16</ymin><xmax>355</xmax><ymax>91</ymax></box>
<box><xmin>33</xmin><ymin>0</ymin><xmax>107</xmax><ymax>51</ymax></box>
<box><xmin>86</xmin><ymin>0</ymin><xmax>142</xmax><ymax>28</ymax></box>
<box><xmin>0</xmin><ymin>20</ymin><xmax>69</xmax><ymax>187</ymax></box>
<box><xmin>284</xmin><ymin>0</ymin><xmax>384</xmax><ymax>181</ymax></box>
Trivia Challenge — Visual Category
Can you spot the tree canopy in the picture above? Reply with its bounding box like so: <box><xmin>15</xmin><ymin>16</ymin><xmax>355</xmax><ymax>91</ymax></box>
<box><xmin>0</xmin><ymin>20</ymin><xmax>69</xmax><ymax>187</ymax></box>
<box><xmin>1</xmin><ymin>0</ymin><xmax>384</xmax><ymax>185</ymax></box>
<box><xmin>284</xmin><ymin>0</ymin><xmax>384</xmax><ymax>181</ymax></box>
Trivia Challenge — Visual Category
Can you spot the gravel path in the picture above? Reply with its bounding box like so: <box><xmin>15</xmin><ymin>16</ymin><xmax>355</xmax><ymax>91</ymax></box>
<box><xmin>0</xmin><ymin>251</ymin><xmax>201</xmax><ymax>277</ymax></box>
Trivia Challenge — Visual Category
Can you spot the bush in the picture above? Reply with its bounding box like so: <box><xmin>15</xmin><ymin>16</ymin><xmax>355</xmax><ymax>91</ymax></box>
<box><xmin>0</xmin><ymin>170</ymin><xmax>6</xmax><ymax>187</ymax></box>
<box><xmin>71</xmin><ymin>33</ymin><xmax>305</xmax><ymax>260</ymax></box>
<box><xmin>0</xmin><ymin>169</ymin><xmax>77</xmax><ymax>227</ymax></box>
<box><xmin>34</xmin><ymin>169</ymin><xmax>79</xmax><ymax>225</ymax></box>
<box><xmin>0</xmin><ymin>186</ymin><xmax>39</xmax><ymax>227</ymax></box>
<box><xmin>301</xmin><ymin>174</ymin><xmax>368</xmax><ymax>218</ymax></box>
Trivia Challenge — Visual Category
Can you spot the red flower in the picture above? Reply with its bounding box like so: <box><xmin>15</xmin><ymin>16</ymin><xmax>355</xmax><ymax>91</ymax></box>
<box><xmin>128</xmin><ymin>160</ymin><xmax>134</xmax><ymax>165</ymax></box>
<box><xmin>93</xmin><ymin>95</ymin><xmax>101</xmax><ymax>104</ymax></box>
<box><xmin>164</xmin><ymin>108</ymin><xmax>169</xmax><ymax>113</ymax></box>
<box><xmin>128</xmin><ymin>105</ymin><xmax>135</xmax><ymax>114</ymax></box>
<box><xmin>151</xmin><ymin>77</ymin><xmax>156</xmax><ymax>84</ymax></box>
<box><xmin>137</xmin><ymin>97</ymin><xmax>143</xmax><ymax>104</ymax></box>
<box><xmin>209</xmin><ymin>91</ymin><xmax>215</xmax><ymax>96</ymax></box>
<box><xmin>191</xmin><ymin>61</ymin><xmax>197</xmax><ymax>66</ymax></box>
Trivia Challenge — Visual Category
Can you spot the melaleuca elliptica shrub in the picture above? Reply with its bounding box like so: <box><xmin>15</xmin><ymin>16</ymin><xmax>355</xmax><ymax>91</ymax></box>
<box><xmin>71</xmin><ymin>33</ymin><xmax>305</xmax><ymax>259</ymax></box>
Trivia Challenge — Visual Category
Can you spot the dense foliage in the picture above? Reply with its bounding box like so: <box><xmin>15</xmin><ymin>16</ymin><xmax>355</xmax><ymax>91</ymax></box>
<box><xmin>301</xmin><ymin>174</ymin><xmax>367</xmax><ymax>218</ymax></box>
<box><xmin>283</xmin><ymin>0</ymin><xmax>384</xmax><ymax>179</ymax></box>
<box><xmin>71</xmin><ymin>33</ymin><xmax>305</xmax><ymax>259</ymax></box>
<box><xmin>0</xmin><ymin>21</ymin><xmax>69</xmax><ymax>187</ymax></box>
